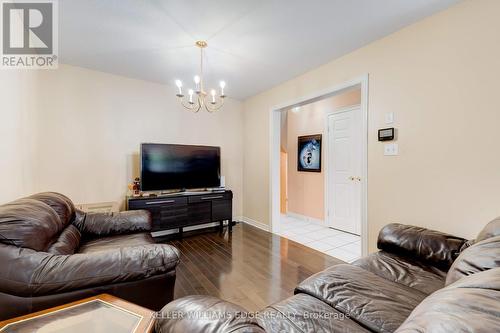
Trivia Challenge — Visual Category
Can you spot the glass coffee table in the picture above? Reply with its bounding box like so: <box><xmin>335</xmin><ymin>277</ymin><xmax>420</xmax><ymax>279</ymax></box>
<box><xmin>0</xmin><ymin>294</ymin><xmax>155</xmax><ymax>333</ymax></box>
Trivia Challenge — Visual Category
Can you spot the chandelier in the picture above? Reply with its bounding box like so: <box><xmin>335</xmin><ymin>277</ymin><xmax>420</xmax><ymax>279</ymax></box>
<box><xmin>174</xmin><ymin>41</ymin><xmax>226</xmax><ymax>113</ymax></box>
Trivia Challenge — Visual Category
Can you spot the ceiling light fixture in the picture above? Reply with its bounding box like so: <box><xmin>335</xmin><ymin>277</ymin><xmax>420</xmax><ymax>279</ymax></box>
<box><xmin>174</xmin><ymin>41</ymin><xmax>226</xmax><ymax>113</ymax></box>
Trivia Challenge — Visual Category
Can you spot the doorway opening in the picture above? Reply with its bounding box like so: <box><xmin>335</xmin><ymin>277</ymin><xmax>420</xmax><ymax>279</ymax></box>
<box><xmin>271</xmin><ymin>75</ymin><xmax>369</xmax><ymax>260</ymax></box>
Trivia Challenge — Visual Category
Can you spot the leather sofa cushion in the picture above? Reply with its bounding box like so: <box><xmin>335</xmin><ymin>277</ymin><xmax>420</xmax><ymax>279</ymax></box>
<box><xmin>377</xmin><ymin>223</ymin><xmax>466</xmax><ymax>270</ymax></box>
<box><xmin>73</xmin><ymin>210</ymin><xmax>152</xmax><ymax>236</ymax></box>
<box><xmin>0</xmin><ymin>199</ymin><xmax>62</xmax><ymax>251</ymax></box>
<box><xmin>47</xmin><ymin>225</ymin><xmax>81</xmax><ymax>255</ymax></box>
<box><xmin>78</xmin><ymin>233</ymin><xmax>156</xmax><ymax>253</ymax></box>
<box><xmin>156</xmin><ymin>295</ymin><xmax>265</xmax><ymax>333</ymax></box>
<box><xmin>352</xmin><ymin>251</ymin><xmax>446</xmax><ymax>295</ymax></box>
<box><xmin>396</xmin><ymin>268</ymin><xmax>500</xmax><ymax>333</ymax></box>
<box><xmin>29</xmin><ymin>192</ymin><xmax>75</xmax><ymax>227</ymax></box>
<box><xmin>0</xmin><ymin>242</ymin><xmax>179</xmax><ymax>297</ymax></box>
<box><xmin>445</xmin><ymin>235</ymin><xmax>500</xmax><ymax>285</ymax></box>
<box><xmin>475</xmin><ymin>216</ymin><xmax>500</xmax><ymax>242</ymax></box>
<box><xmin>295</xmin><ymin>264</ymin><xmax>426</xmax><ymax>333</ymax></box>
<box><xmin>259</xmin><ymin>293</ymin><xmax>371</xmax><ymax>333</ymax></box>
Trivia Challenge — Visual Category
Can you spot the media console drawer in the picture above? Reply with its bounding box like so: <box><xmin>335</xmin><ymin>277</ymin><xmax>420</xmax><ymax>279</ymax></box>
<box><xmin>128</xmin><ymin>197</ymin><xmax>187</xmax><ymax>209</ymax></box>
<box><xmin>127</xmin><ymin>190</ymin><xmax>233</xmax><ymax>235</ymax></box>
<box><xmin>188</xmin><ymin>192</ymin><xmax>232</xmax><ymax>203</ymax></box>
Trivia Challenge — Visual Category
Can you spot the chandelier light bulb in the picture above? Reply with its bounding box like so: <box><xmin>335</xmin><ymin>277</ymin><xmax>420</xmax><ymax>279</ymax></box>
<box><xmin>188</xmin><ymin>89</ymin><xmax>194</xmax><ymax>104</ymax></box>
<box><xmin>210</xmin><ymin>89</ymin><xmax>216</xmax><ymax>104</ymax></box>
<box><xmin>219</xmin><ymin>81</ymin><xmax>226</xmax><ymax>96</ymax></box>
<box><xmin>194</xmin><ymin>75</ymin><xmax>201</xmax><ymax>92</ymax></box>
<box><xmin>175</xmin><ymin>80</ymin><xmax>183</xmax><ymax>96</ymax></box>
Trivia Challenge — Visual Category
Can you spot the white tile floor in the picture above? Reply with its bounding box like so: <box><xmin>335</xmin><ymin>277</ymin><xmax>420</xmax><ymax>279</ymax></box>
<box><xmin>279</xmin><ymin>215</ymin><xmax>361</xmax><ymax>263</ymax></box>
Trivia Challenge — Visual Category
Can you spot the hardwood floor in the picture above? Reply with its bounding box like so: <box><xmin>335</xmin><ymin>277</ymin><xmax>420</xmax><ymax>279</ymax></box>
<box><xmin>162</xmin><ymin>222</ymin><xmax>342</xmax><ymax>311</ymax></box>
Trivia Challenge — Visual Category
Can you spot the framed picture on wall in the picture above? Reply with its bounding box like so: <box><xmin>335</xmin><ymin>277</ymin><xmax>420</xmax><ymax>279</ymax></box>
<box><xmin>297</xmin><ymin>134</ymin><xmax>322</xmax><ymax>172</ymax></box>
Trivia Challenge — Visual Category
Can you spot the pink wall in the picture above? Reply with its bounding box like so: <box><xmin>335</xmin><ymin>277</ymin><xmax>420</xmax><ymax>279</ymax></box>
<box><xmin>286</xmin><ymin>89</ymin><xmax>361</xmax><ymax>221</ymax></box>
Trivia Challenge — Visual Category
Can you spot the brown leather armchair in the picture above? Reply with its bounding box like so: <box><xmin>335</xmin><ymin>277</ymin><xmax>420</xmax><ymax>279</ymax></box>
<box><xmin>155</xmin><ymin>219</ymin><xmax>500</xmax><ymax>333</ymax></box>
<box><xmin>0</xmin><ymin>192</ymin><xmax>180</xmax><ymax>320</ymax></box>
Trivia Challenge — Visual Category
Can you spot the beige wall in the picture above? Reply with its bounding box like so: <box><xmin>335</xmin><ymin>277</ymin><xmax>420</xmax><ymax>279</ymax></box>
<box><xmin>286</xmin><ymin>90</ymin><xmax>360</xmax><ymax>221</ymax></box>
<box><xmin>243</xmin><ymin>0</ymin><xmax>500</xmax><ymax>252</ymax></box>
<box><xmin>0</xmin><ymin>72</ymin><xmax>39</xmax><ymax>204</ymax></box>
<box><xmin>0</xmin><ymin>65</ymin><xmax>244</xmax><ymax>216</ymax></box>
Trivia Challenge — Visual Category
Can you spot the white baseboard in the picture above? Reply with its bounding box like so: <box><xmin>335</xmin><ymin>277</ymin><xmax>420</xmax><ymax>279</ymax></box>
<box><xmin>285</xmin><ymin>211</ymin><xmax>325</xmax><ymax>225</ymax></box>
<box><xmin>151</xmin><ymin>221</ymin><xmax>228</xmax><ymax>237</ymax></box>
<box><xmin>238</xmin><ymin>216</ymin><xmax>270</xmax><ymax>232</ymax></box>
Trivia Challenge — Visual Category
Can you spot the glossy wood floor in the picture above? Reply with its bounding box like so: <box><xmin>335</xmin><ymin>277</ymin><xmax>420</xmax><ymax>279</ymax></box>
<box><xmin>163</xmin><ymin>223</ymin><xmax>342</xmax><ymax>311</ymax></box>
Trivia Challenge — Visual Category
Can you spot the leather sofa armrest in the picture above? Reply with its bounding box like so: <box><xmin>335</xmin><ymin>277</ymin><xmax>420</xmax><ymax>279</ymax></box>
<box><xmin>396</xmin><ymin>268</ymin><xmax>500</xmax><ymax>333</ymax></box>
<box><xmin>73</xmin><ymin>209</ymin><xmax>152</xmax><ymax>237</ymax></box>
<box><xmin>378</xmin><ymin>223</ymin><xmax>467</xmax><ymax>269</ymax></box>
<box><xmin>156</xmin><ymin>295</ymin><xmax>265</xmax><ymax>333</ymax></box>
<box><xmin>0</xmin><ymin>243</ymin><xmax>179</xmax><ymax>297</ymax></box>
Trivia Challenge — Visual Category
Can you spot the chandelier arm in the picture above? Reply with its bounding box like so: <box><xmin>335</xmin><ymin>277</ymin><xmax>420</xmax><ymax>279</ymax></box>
<box><xmin>178</xmin><ymin>96</ymin><xmax>191</xmax><ymax>109</ymax></box>
<box><xmin>179</xmin><ymin>96</ymin><xmax>201</xmax><ymax>112</ymax></box>
<box><xmin>193</xmin><ymin>102</ymin><xmax>202</xmax><ymax>113</ymax></box>
<box><xmin>195</xmin><ymin>94</ymin><xmax>205</xmax><ymax>112</ymax></box>
<box><xmin>205</xmin><ymin>96</ymin><xmax>225</xmax><ymax>113</ymax></box>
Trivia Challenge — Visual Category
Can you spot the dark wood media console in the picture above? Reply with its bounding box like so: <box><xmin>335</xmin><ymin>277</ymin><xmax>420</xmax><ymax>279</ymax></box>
<box><xmin>127</xmin><ymin>190</ymin><xmax>233</xmax><ymax>236</ymax></box>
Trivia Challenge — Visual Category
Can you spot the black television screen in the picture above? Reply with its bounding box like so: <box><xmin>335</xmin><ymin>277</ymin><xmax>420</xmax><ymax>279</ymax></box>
<box><xmin>140</xmin><ymin>143</ymin><xmax>221</xmax><ymax>191</ymax></box>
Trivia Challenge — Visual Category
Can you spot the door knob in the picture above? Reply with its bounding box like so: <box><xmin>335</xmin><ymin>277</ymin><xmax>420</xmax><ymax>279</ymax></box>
<box><xmin>348</xmin><ymin>176</ymin><xmax>355</xmax><ymax>181</ymax></box>
<box><xmin>355</xmin><ymin>177</ymin><xmax>361</xmax><ymax>181</ymax></box>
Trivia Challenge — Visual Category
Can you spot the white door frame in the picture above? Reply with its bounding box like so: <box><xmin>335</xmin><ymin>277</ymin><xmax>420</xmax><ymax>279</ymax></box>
<box><xmin>269</xmin><ymin>74</ymin><xmax>369</xmax><ymax>256</ymax></box>
<box><xmin>325</xmin><ymin>105</ymin><xmax>362</xmax><ymax>234</ymax></box>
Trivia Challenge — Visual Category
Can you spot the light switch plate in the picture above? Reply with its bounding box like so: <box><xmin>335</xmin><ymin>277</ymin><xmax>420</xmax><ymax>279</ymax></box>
<box><xmin>384</xmin><ymin>143</ymin><xmax>399</xmax><ymax>156</ymax></box>
<box><xmin>385</xmin><ymin>112</ymin><xmax>394</xmax><ymax>124</ymax></box>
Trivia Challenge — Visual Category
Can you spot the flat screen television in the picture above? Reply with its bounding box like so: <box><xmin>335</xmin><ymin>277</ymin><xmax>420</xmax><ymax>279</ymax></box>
<box><xmin>140</xmin><ymin>143</ymin><xmax>221</xmax><ymax>191</ymax></box>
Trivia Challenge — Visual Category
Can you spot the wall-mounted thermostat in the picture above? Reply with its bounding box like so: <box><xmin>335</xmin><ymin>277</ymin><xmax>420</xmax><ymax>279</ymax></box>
<box><xmin>378</xmin><ymin>128</ymin><xmax>395</xmax><ymax>141</ymax></box>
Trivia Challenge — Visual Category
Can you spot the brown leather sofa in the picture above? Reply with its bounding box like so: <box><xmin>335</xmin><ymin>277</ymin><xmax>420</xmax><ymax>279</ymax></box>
<box><xmin>0</xmin><ymin>192</ymin><xmax>180</xmax><ymax>320</ymax></box>
<box><xmin>155</xmin><ymin>219</ymin><xmax>500</xmax><ymax>333</ymax></box>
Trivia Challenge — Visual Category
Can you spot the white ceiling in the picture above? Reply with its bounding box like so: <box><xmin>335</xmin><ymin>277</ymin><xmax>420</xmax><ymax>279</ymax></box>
<box><xmin>59</xmin><ymin>0</ymin><xmax>460</xmax><ymax>100</ymax></box>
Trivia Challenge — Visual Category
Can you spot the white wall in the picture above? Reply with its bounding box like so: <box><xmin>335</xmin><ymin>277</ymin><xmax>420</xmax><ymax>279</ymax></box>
<box><xmin>1</xmin><ymin>65</ymin><xmax>244</xmax><ymax>216</ymax></box>
<box><xmin>242</xmin><ymin>0</ymin><xmax>500</xmax><ymax>252</ymax></box>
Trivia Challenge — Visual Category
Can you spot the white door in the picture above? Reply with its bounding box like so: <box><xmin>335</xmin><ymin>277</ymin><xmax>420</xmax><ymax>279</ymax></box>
<box><xmin>327</xmin><ymin>108</ymin><xmax>362</xmax><ymax>235</ymax></box>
